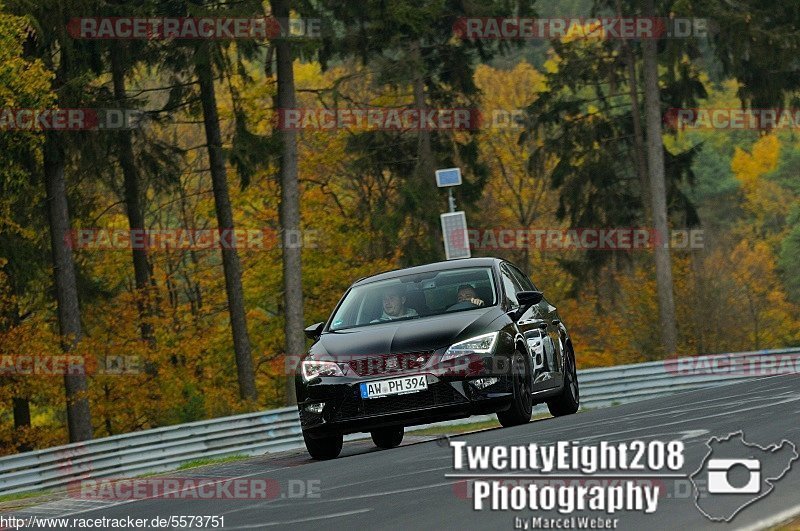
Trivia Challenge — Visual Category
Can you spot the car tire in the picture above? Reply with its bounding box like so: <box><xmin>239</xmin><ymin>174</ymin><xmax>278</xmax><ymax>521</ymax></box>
<box><xmin>303</xmin><ymin>431</ymin><xmax>343</xmax><ymax>460</ymax></box>
<box><xmin>371</xmin><ymin>426</ymin><xmax>404</xmax><ymax>449</ymax></box>
<box><xmin>547</xmin><ymin>345</ymin><xmax>580</xmax><ymax>417</ymax></box>
<box><xmin>497</xmin><ymin>350</ymin><xmax>533</xmax><ymax>427</ymax></box>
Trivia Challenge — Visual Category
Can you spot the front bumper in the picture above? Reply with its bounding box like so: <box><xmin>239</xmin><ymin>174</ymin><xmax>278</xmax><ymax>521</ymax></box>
<box><xmin>297</xmin><ymin>373</ymin><xmax>512</xmax><ymax>437</ymax></box>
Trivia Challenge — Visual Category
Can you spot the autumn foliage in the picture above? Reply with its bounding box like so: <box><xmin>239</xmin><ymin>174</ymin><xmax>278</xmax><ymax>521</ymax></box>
<box><xmin>0</xmin><ymin>6</ymin><xmax>799</xmax><ymax>454</ymax></box>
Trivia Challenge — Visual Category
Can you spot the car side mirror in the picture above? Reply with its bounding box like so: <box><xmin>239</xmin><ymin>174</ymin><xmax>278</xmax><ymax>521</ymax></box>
<box><xmin>511</xmin><ymin>291</ymin><xmax>543</xmax><ymax>321</ymax></box>
<box><xmin>517</xmin><ymin>291</ymin><xmax>543</xmax><ymax>306</ymax></box>
<box><xmin>304</xmin><ymin>322</ymin><xmax>324</xmax><ymax>340</ymax></box>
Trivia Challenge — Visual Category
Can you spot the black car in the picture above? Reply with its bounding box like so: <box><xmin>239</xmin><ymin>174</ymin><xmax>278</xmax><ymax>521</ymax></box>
<box><xmin>295</xmin><ymin>257</ymin><xmax>579</xmax><ymax>459</ymax></box>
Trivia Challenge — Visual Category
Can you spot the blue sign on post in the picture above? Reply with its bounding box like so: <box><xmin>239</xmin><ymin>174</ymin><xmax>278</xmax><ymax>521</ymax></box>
<box><xmin>435</xmin><ymin>168</ymin><xmax>462</xmax><ymax>187</ymax></box>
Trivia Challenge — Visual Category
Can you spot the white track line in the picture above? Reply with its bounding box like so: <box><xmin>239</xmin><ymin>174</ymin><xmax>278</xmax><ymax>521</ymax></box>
<box><xmin>735</xmin><ymin>502</ymin><xmax>800</xmax><ymax>531</ymax></box>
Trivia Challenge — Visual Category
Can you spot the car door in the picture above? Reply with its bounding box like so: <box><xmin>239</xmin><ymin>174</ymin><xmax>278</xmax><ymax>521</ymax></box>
<box><xmin>499</xmin><ymin>263</ymin><xmax>555</xmax><ymax>391</ymax></box>
<box><xmin>506</xmin><ymin>264</ymin><xmax>563</xmax><ymax>390</ymax></box>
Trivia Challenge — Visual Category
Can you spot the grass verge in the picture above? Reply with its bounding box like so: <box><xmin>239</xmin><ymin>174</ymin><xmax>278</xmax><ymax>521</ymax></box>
<box><xmin>176</xmin><ymin>454</ymin><xmax>249</xmax><ymax>471</ymax></box>
<box><xmin>409</xmin><ymin>413</ymin><xmax>551</xmax><ymax>436</ymax></box>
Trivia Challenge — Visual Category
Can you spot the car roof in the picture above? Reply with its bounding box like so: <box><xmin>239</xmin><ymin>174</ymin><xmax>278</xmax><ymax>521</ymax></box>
<box><xmin>352</xmin><ymin>257</ymin><xmax>503</xmax><ymax>286</ymax></box>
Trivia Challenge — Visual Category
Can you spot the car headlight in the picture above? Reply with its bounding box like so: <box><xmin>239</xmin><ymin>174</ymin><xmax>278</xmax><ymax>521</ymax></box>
<box><xmin>441</xmin><ymin>332</ymin><xmax>498</xmax><ymax>362</ymax></box>
<box><xmin>301</xmin><ymin>360</ymin><xmax>344</xmax><ymax>381</ymax></box>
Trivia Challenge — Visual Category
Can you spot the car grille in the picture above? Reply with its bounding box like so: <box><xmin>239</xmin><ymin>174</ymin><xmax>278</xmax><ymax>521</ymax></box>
<box><xmin>347</xmin><ymin>351</ymin><xmax>434</xmax><ymax>377</ymax></box>
<box><xmin>333</xmin><ymin>382</ymin><xmax>466</xmax><ymax>420</ymax></box>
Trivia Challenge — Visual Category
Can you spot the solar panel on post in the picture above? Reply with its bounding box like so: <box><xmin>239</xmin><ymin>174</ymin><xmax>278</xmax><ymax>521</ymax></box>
<box><xmin>440</xmin><ymin>212</ymin><xmax>471</xmax><ymax>260</ymax></box>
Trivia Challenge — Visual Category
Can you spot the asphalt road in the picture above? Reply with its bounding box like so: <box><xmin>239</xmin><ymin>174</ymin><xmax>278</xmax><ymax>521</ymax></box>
<box><xmin>8</xmin><ymin>374</ymin><xmax>800</xmax><ymax>531</ymax></box>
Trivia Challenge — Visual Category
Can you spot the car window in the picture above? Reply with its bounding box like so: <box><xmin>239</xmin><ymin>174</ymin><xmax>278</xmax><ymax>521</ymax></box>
<box><xmin>500</xmin><ymin>265</ymin><xmax>522</xmax><ymax>307</ymax></box>
<box><xmin>329</xmin><ymin>267</ymin><xmax>498</xmax><ymax>331</ymax></box>
<box><xmin>508</xmin><ymin>264</ymin><xmax>536</xmax><ymax>291</ymax></box>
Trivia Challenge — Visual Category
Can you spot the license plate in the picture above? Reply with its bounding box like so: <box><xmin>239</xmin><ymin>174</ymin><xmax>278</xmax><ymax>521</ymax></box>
<box><xmin>360</xmin><ymin>375</ymin><xmax>427</xmax><ymax>399</ymax></box>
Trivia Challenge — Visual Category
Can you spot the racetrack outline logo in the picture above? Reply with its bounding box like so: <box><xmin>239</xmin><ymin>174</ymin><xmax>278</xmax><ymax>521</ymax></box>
<box><xmin>690</xmin><ymin>431</ymin><xmax>798</xmax><ymax>522</ymax></box>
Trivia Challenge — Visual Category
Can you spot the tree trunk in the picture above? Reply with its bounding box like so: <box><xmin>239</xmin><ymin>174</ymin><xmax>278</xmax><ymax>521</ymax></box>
<box><xmin>642</xmin><ymin>0</ymin><xmax>678</xmax><ymax>356</ymax></box>
<box><xmin>626</xmin><ymin>54</ymin><xmax>651</xmax><ymax>220</ymax></box>
<box><xmin>272</xmin><ymin>0</ymin><xmax>304</xmax><ymax>406</ymax></box>
<box><xmin>111</xmin><ymin>46</ymin><xmax>155</xmax><ymax>346</ymax></box>
<box><xmin>12</xmin><ymin>397</ymin><xmax>31</xmax><ymax>427</ymax></box>
<box><xmin>195</xmin><ymin>44</ymin><xmax>257</xmax><ymax>401</ymax></box>
<box><xmin>7</xmin><ymin>309</ymin><xmax>32</xmax><ymax>450</ymax></box>
<box><xmin>615</xmin><ymin>0</ymin><xmax>650</xmax><ymax>220</ymax></box>
<box><xmin>12</xmin><ymin>397</ymin><xmax>31</xmax><ymax>451</ymax></box>
<box><xmin>44</xmin><ymin>131</ymin><xmax>93</xmax><ymax>442</ymax></box>
<box><xmin>410</xmin><ymin>40</ymin><xmax>442</xmax><ymax>263</ymax></box>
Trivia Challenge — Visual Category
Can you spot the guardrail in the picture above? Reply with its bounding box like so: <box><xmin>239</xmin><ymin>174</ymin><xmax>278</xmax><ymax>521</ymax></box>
<box><xmin>1</xmin><ymin>347</ymin><xmax>797</xmax><ymax>496</ymax></box>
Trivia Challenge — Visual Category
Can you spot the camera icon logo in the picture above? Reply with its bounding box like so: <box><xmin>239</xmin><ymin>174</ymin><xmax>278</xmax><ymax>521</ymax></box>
<box><xmin>691</xmin><ymin>431</ymin><xmax>798</xmax><ymax>522</ymax></box>
<box><xmin>706</xmin><ymin>458</ymin><xmax>760</xmax><ymax>494</ymax></box>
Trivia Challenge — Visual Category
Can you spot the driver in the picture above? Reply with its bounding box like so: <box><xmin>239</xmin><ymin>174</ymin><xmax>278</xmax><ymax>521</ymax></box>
<box><xmin>450</xmin><ymin>284</ymin><xmax>485</xmax><ymax>309</ymax></box>
<box><xmin>373</xmin><ymin>285</ymin><xmax>418</xmax><ymax>322</ymax></box>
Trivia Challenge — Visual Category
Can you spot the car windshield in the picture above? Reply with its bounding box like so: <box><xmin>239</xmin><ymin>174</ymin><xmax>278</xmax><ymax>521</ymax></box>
<box><xmin>329</xmin><ymin>267</ymin><xmax>498</xmax><ymax>331</ymax></box>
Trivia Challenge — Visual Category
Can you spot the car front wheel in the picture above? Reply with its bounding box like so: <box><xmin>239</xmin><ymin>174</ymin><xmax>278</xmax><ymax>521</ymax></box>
<box><xmin>497</xmin><ymin>350</ymin><xmax>533</xmax><ymax>427</ymax></box>
<box><xmin>303</xmin><ymin>431</ymin><xmax>343</xmax><ymax>460</ymax></box>
<box><xmin>371</xmin><ymin>426</ymin><xmax>404</xmax><ymax>449</ymax></box>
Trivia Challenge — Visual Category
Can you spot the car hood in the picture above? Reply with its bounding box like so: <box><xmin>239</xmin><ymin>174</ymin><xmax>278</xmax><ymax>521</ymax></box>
<box><xmin>311</xmin><ymin>307</ymin><xmax>506</xmax><ymax>359</ymax></box>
